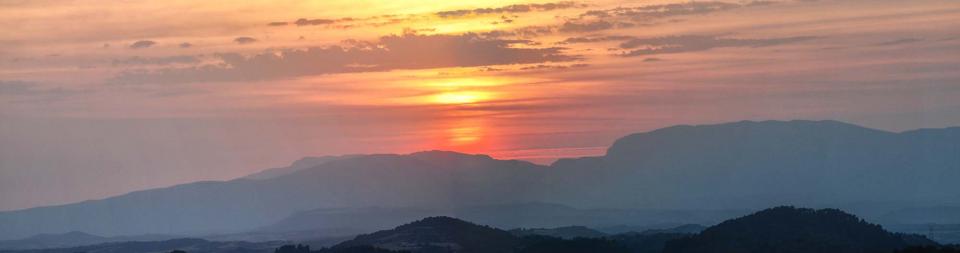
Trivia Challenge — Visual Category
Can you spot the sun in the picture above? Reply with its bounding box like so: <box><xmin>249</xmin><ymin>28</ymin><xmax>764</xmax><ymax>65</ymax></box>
<box><xmin>433</xmin><ymin>91</ymin><xmax>490</xmax><ymax>105</ymax></box>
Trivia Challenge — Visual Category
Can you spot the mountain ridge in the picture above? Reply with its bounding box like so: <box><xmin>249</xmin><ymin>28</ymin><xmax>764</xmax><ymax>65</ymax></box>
<box><xmin>2</xmin><ymin>119</ymin><xmax>959</xmax><ymax>241</ymax></box>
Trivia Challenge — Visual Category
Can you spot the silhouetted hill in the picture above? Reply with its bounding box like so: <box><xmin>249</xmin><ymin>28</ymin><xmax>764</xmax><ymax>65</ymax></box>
<box><xmin>2</xmin><ymin>120</ymin><xmax>959</xmax><ymax>240</ymax></box>
<box><xmin>608</xmin><ymin>233</ymin><xmax>690</xmax><ymax>253</ymax></box>
<box><xmin>256</xmin><ymin>202</ymin><xmax>741</xmax><ymax>239</ymax></box>
<box><xmin>515</xmin><ymin>235</ymin><xmax>628</xmax><ymax>253</ymax></box>
<box><xmin>663</xmin><ymin>206</ymin><xmax>938</xmax><ymax>253</ymax></box>
<box><xmin>333</xmin><ymin>217</ymin><xmax>518</xmax><ymax>253</ymax></box>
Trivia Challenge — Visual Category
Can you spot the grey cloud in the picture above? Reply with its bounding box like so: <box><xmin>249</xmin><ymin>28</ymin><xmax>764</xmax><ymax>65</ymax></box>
<box><xmin>619</xmin><ymin>35</ymin><xmax>818</xmax><ymax>56</ymax></box>
<box><xmin>435</xmin><ymin>1</ymin><xmax>586</xmax><ymax>18</ymax></box>
<box><xmin>485</xmin><ymin>1</ymin><xmax>778</xmax><ymax>38</ymax></box>
<box><xmin>519</xmin><ymin>63</ymin><xmax>589</xmax><ymax>71</ymax></box>
<box><xmin>234</xmin><ymin>37</ymin><xmax>258</xmax><ymax>44</ymax></box>
<box><xmin>294</xmin><ymin>18</ymin><xmax>335</xmax><ymax>26</ymax></box>
<box><xmin>874</xmin><ymin>38</ymin><xmax>924</xmax><ymax>46</ymax></box>
<box><xmin>111</xmin><ymin>33</ymin><xmax>578</xmax><ymax>84</ymax></box>
<box><xmin>111</xmin><ymin>55</ymin><xmax>201</xmax><ymax>66</ymax></box>
<box><xmin>558</xmin><ymin>35</ymin><xmax>635</xmax><ymax>44</ymax></box>
<box><xmin>179</xmin><ymin>42</ymin><xmax>193</xmax><ymax>48</ymax></box>
<box><xmin>129</xmin><ymin>40</ymin><xmax>156</xmax><ymax>49</ymax></box>
<box><xmin>581</xmin><ymin>2</ymin><xmax>743</xmax><ymax>21</ymax></box>
<box><xmin>0</xmin><ymin>80</ymin><xmax>82</xmax><ymax>101</ymax></box>
<box><xmin>559</xmin><ymin>20</ymin><xmax>614</xmax><ymax>33</ymax></box>
<box><xmin>561</xmin><ymin>1</ymin><xmax>775</xmax><ymax>33</ymax></box>
<box><xmin>269</xmin><ymin>2</ymin><xmax>584</xmax><ymax>30</ymax></box>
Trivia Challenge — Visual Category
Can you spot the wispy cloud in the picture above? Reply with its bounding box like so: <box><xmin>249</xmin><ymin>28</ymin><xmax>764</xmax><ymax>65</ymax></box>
<box><xmin>435</xmin><ymin>1</ymin><xmax>586</xmax><ymax>18</ymax></box>
<box><xmin>619</xmin><ymin>35</ymin><xmax>819</xmax><ymax>56</ymax></box>
<box><xmin>111</xmin><ymin>55</ymin><xmax>201</xmax><ymax>66</ymax></box>
<box><xmin>267</xmin><ymin>1</ymin><xmax>587</xmax><ymax>30</ymax></box>
<box><xmin>112</xmin><ymin>33</ymin><xmax>578</xmax><ymax>84</ymax></box>
<box><xmin>0</xmin><ymin>80</ymin><xmax>84</xmax><ymax>102</ymax></box>
<box><xmin>234</xmin><ymin>37</ymin><xmax>258</xmax><ymax>44</ymax></box>
<box><xmin>129</xmin><ymin>40</ymin><xmax>156</xmax><ymax>49</ymax></box>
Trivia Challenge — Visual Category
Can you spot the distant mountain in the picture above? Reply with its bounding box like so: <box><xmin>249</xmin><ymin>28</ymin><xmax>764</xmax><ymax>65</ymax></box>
<box><xmin>0</xmin><ymin>238</ymin><xmax>284</xmax><ymax>253</ymax></box>
<box><xmin>333</xmin><ymin>217</ymin><xmax>518</xmax><ymax>253</ymax></box>
<box><xmin>662</xmin><ymin>206</ymin><xmax>937</xmax><ymax>253</ymax></box>
<box><xmin>510</xmin><ymin>226</ymin><xmax>606</xmax><ymax>239</ymax></box>
<box><xmin>243</xmin><ymin>155</ymin><xmax>362</xmax><ymax>180</ymax></box>
<box><xmin>0</xmin><ymin>231</ymin><xmax>179</xmax><ymax>250</ymax></box>
<box><xmin>2</xmin><ymin>120</ymin><xmax>959</xmax><ymax>240</ymax></box>
<box><xmin>15</xmin><ymin>207</ymin><xmax>943</xmax><ymax>253</ymax></box>
<box><xmin>0</xmin><ymin>231</ymin><xmax>106</xmax><ymax>250</ymax></box>
<box><xmin>581</xmin><ymin>120</ymin><xmax>960</xmax><ymax>209</ymax></box>
<box><xmin>0</xmin><ymin>151</ymin><xmax>546</xmax><ymax>240</ymax></box>
<box><xmin>636</xmin><ymin>224</ymin><xmax>706</xmax><ymax>235</ymax></box>
<box><xmin>255</xmin><ymin>202</ymin><xmax>742</xmax><ymax>239</ymax></box>
<box><xmin>881</xmin><ymin>207</ymin><xmax>960</xmax><ymax>225</ymax></box>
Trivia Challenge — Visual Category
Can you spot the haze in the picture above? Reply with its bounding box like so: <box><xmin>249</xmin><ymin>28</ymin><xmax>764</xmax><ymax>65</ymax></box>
<box><xmin>1</xmin><ymin>0</ymin><xmax>959</xmax><ymax>212</ymax></box>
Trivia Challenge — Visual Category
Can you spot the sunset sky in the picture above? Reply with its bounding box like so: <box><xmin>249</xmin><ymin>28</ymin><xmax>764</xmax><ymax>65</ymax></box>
<box><xmin>1</xmin><ymin>0</ymin><xmax>959</xmax><ymax>211</ymax></box>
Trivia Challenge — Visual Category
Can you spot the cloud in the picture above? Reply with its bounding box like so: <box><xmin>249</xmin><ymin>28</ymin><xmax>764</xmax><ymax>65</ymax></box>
<box><xmin>234</xmin><ymin>37</ymin><xmax>258</xmax><ymax>44</ymax></box>
<box><xmin>0</xmin><ymin>80</ymin><xmax>82</xmax><ymax>101</ymax></box>
<box><xmin>435</xmin><ymin>1</ymin><xmax>586</xmax><ymax>18</ymax></box>
<box><xmin>484</xmin><ymin>1</ymin><xmax>781</xmax><ymax>38</ymax></box>
<box><xmin>111</xmin><ymin>55</ymin><xmax>201</xmax><ymax>66</ymax></box>
<box><xmin>874</xmin><ymin>38</ymin><xmax>924</xmax><ymax>46</ymax></box>
<box><xmin>268</xmin><ymin>2</ymin><xmax>585</xmax><ymax>30</ymax></box>
<box><xmin>294</xmin><ymin>18</ymin><xmax>335</xmax><ymax>26</ymax></box>
<box><xmin>519</xmin><ymin>63</ymin><xmax>589</xmax><ymax>71</ymax></box>
<box><xmin>619</xmin><ymin>35</ymin><xmax>818</xmax><ymax>56</ymax></box>
<box><xmin>558</xmin><ymin>35</ymin><xmax>635</xmax><ymax>44</ymax></box>
<box><xmin>179</xmin><ymin>42</ymin><xmax>193</xmax><ymax>48</ymax></box>
<box><xmin>559</xmin><ymin>20</ymin><xmax>615</xmax><ymax>33</ymax></box>
<box><xmin>129</xmin><ymin>40</ymin><xmax>156</xmax><ymax>49</ymax></box>
<box><xmin>580</xmin><ymin>2</ymin><xmax>743</xmax><ymax>21</ymax></box>
<box><xmin>112</xmin><ymin>33</ymin><xmax>578</xmax><ymax>84</ymax></box>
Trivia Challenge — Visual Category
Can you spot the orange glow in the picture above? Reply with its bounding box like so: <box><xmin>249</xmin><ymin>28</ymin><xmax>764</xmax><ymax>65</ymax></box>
<box><xmin>433</xmin><ymin>91</ymin><xmax>491</xmax><ymax>105</ymax></box>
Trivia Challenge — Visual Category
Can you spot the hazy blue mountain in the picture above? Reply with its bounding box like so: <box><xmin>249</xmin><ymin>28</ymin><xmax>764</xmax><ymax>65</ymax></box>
<box><xmin>510</xmin><ymin>226</ymin><xmax>607</xmax><ymax>239</ymax></box>
<box><xmin>254</xmin><ymin>202</ymin><xmax>742</xmax><ymax>239</ymax></box>
<box><xmin>254</xmin><ymin>206</ymin><xmax>444</xmax><ymax>237</ymax></box>
<box><xmin>0</xmin><ymin>151</ymin><xmax>546</xmax><ymax>240</ymax></box>
<box><xmin>636</xmin><ymin>224</ymin><xmax>706</xmax><ymax>235</ymax></box>
<box><xmin>0</xmin><ymin>238</ymin><xmax>285</xmax><ymax>253</ymax></box>
<box><xmin>0</xmin><ymin>231</ymin><xmax>106</xmax><ymax>250</ymax></box>
<box><xmin>568</xmin><ymin>120</ymin><xmax>960</xmax><ymax>209</ymax></box>
<box><xmin>2</xmin><ymin>120</ymin><xmax>958</xmax><ymax>241</ymax></box>
<box><xmin>881</xmin><ymin>207</ymin><xmax>960</xmax><ymax>225</ymax></box>
<box><xmin>662</xmin><ymin>206</ymin><xmax>938</xmax><ymax>253</ymax></box>
<box><xmin>0</xmin><ymin>231</ymin><xmax>180</xmax><ymax>250</ymax></box>
<box><xmin>243</xmin><ymin>155</ymin><xmax>362</xmax><ymax>180</ymax></box>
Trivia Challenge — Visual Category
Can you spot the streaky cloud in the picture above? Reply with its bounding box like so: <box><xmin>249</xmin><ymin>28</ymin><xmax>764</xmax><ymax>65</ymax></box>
<box><xmin>233</xmin><ymin>37</ymin><xmax>258</xmax><ymax>44</ymax></box>
<box><xmin>111</xmin><ymin>33</ymin><xmax>578</xmax><ymax>84</ymax></box>
<box><xmin>435</xmin><ymin>1</ymin><xmax>586</xmax><ymax>18</ymax></box>
<box><xmin>619</xmin><ymin>35</ymin><xmax>819</xmax><ymax>56</ymax></box>
<box><xmin>128</xmin><ymin>40</ymin><xmax>156</xmax><ymax>49</ymax></box>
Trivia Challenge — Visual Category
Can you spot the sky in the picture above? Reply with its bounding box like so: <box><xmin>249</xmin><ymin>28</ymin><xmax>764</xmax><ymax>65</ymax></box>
<box><xmin>1</xmin><ymin>0</ymin><xmax>959</xmax><ymax>211</ymax></box>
